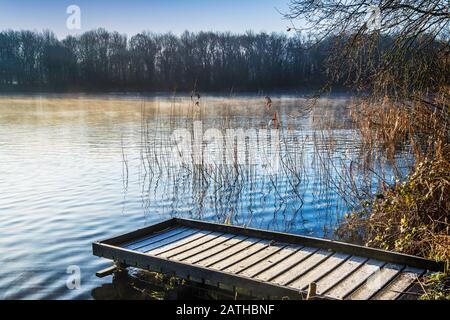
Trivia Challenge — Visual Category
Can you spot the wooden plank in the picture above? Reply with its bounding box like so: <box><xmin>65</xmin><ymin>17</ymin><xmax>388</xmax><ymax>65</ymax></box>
<box><xmin>95</xmin><ymin>265</ymin><xmax>117</xmax><ymax>278</ymax></box>
<box><xmin>155</xmin><ymin>232</ymin><xmax>223</xmax><ymax>258</ymax></box>
<box><xmin>123</xmin><ymin>227</ymin><xmax>189</xmax><ymax>250</ymax></box>
<box><xmin>315</xmin><ymin>256</ymin><xmax>368</xmax><ymax>295</ymax></box>
<box><xmin>209</xmin><ymin>240</ymin><xmax>272</xmax><ymax>271</ymax></box>
<box><xmin>397</xmin><ymin>282</ymin><xmax>425</xmax><ymax>300</ymax></box>
<box><xmin>325</xmin><ymin>259</ymin><xmax>385</xmax><ymax>299</ymax></box>
<box><xmin>196</xmin><ymin>237</ymin><xmax>261</xmax><ymax>267</ymax></box>
<box><xmin>135</xmin><ymin>228</ymin><xmax>202</xmax><ymax>253</ymax></box>
<box><xmin>224</xmin><ymin>243</ymin><xmax>287</xmax><ymax>274</ymax></box>
<box><xmin>169</xmin><ymin>233</ymin><xmax>237</xmax><ymax>261</ymax></box>
<box><xmin>239</xmin><ymin>245</ymin><xmax>302</xmax><ymax>278</ymax></box>
<box><xmin>371</xmin><ymin>267</ymin><xmax>425</xmax><ymax>300</ymax></box>
<box><xmin>271</xmin><ymin>249</ymin><xmax>334</xmax><ymax>286</ymax></box>
<box><xmin>93</xmin><ymin>241</ymin><xmax>307</xmax><ymax>300</ymax></box>
<box><xmin>347</xmin><ymin>263</ymin><xmax>404</xmax><ymax>300</ymax></box>
<box><xmin>176</xmin><ymin>218</ymin><xmax>444</xmax><ymax>271</ymax></box>
<box><xmin>104</xmin><ymin>218</ymin><xmax>178</xmax><ymax>246</ymax></box>
<box><xmin>93</xmin><ymin>218</ymin><xmax>441</xmax><ymax>300</ymax></box>
<box><xmin>288</xmin><ymin>252</ymin><xmax>350</xmax><ymax>290</ymax></box>
<box><xmin>146</xmin><ymin>229</ymin><xmax>214</xmax><ymax>256</ymax></box>
<box><xmin>183</xmin><ymin>235</ymin><xmax>248</xmax><ymax>264</ymax></box>
<box><xmin>255</xmin><ymin>247</ymin><xmax>317</xmax><ymax>282</ymax></box>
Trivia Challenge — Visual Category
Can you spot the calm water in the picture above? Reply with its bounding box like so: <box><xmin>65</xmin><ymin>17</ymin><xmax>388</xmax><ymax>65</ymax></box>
<box><xmin>0</xmin><ymin>94</ymin><xmax>408</xmax><ymax>299</ymax></box>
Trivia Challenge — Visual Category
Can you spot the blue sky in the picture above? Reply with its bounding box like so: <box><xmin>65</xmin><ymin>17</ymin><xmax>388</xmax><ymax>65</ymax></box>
<box><xmin>0</xmin><ymin>0</ymin><xmax>293</xmax><ymax>38</ymax></box>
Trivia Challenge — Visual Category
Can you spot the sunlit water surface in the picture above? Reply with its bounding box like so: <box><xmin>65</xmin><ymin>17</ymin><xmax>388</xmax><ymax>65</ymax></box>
<box><xmin>0</xmin><ymin>94</ymin><xmax>412</xmax><ymax>299</ymax></box>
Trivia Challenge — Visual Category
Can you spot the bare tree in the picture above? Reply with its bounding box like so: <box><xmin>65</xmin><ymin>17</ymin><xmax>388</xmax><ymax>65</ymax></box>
<box><xmin>0</xmin><ymin>29</ymin><xmax>333</xmax><ymax>91</ymax></box>
<box><xmin>285</xmin><ymin>0</ymin><xmax>449</xmax><ymax>100</ymax></box>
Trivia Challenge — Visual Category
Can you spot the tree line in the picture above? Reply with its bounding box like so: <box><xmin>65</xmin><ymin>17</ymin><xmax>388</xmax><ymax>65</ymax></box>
<box><xmin>0</xmin><ymin>29</ymin><xmax>335</xmax><ymax>92</ymax></box>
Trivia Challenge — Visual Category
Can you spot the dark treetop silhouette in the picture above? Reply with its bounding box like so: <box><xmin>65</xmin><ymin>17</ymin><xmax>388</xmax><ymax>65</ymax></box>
<box><xmin>0</xmin><ymin>29</ymin><xmax>335</xmax><ymax>92</ymax></box>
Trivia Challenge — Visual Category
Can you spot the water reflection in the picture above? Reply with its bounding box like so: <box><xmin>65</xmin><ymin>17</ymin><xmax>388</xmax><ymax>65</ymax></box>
<box><xmin>132</xmin><ymin>97</ymin><xmax>371</xmax><ymax>236</ymax></box>
<box><xmin>0</xmin><ymin>94</ymin><xmax>412</xmax><ymax>299</ymax></box>
<box><xmin>91</xmin><ymin>270</ymin><xmax>256</xmax><ymax>300</ymax></box>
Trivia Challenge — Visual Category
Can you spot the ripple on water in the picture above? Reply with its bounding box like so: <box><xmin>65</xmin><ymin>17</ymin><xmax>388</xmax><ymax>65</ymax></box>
<box><xmin>0</xmin><ymin>95</ymin><xmax>405</xmax><ymax>299</ymax></box>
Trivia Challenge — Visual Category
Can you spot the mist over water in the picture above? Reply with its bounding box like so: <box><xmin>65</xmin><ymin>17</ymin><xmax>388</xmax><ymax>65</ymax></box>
<box><xmin>0</xmin><ymin>94</ymin><xmax>412</xmax><ymax>299</ymax></box>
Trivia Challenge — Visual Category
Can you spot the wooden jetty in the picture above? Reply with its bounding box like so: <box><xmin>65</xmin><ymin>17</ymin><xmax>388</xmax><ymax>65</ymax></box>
<box><xmin>92</xmin><ymin>218</ymin><xmax>443</xmax><ymax>300</ymax></box>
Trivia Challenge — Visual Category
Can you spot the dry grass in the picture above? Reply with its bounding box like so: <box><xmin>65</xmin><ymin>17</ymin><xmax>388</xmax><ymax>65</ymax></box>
<box><xmin>350</xmin><ymin>95</ymin><xmax>449</xmax><ymax>162</ymax></box>
<box><xmin>337</xmin><ymin>94</ymin><xmax>450</xmax><ymax>299</ymax></box>
<box><xmin>340</xmin><ymin>93</ymin><xmax>450</xmax><ymax>259</ymax></box>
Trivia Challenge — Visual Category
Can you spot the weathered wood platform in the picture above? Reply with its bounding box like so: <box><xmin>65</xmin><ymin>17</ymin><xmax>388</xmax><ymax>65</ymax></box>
<box><xmin>92</xmin><ymin>218</ymin><xmax>443</xmax><ymax>300</ymax></box>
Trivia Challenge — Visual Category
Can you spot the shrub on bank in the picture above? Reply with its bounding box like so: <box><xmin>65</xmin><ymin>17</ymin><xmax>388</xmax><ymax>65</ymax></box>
<box><xmin>337</xmin><ymin>158</ymin><xmax>450</xmax><ymax>299</ymax></box>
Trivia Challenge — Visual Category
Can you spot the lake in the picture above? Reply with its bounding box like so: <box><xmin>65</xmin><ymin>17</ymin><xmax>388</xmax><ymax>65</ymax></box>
<box><xmin>0</xmin><ymin>94</ymin><xmax>411</xmax><ymax>299</ymax></box>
